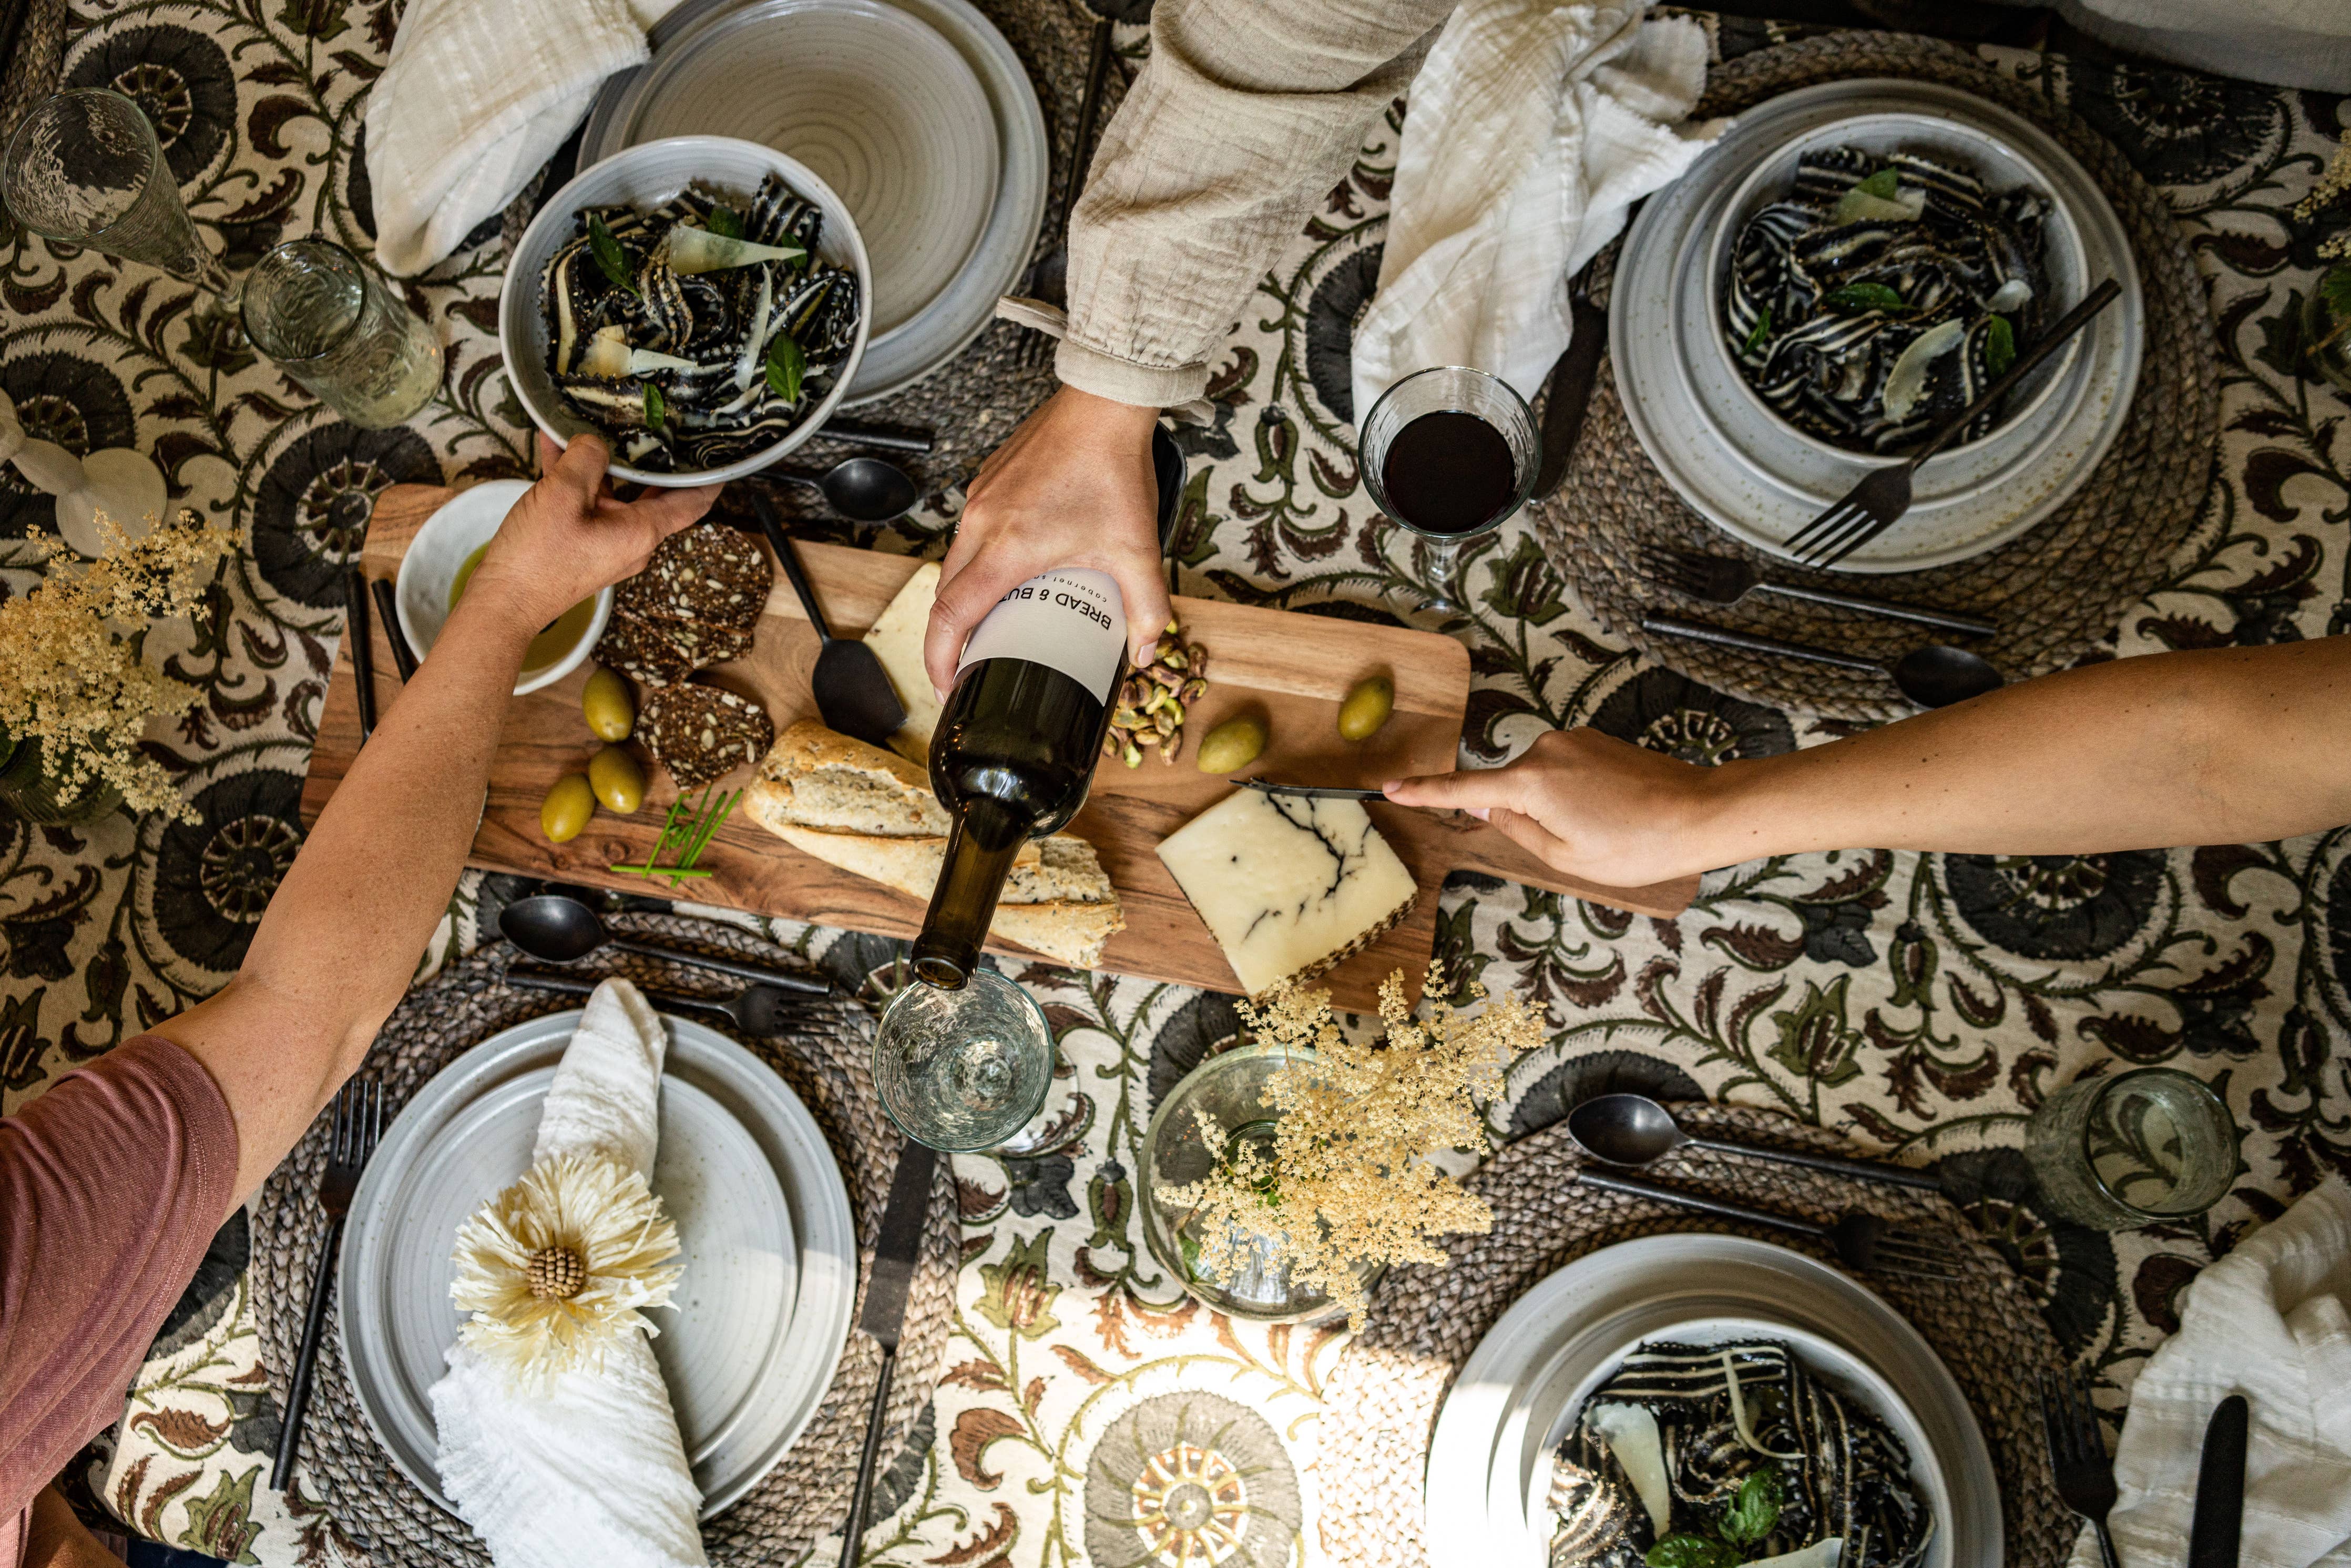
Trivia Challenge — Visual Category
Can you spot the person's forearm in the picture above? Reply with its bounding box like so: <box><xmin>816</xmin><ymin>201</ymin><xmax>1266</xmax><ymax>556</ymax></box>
<box><xmin>1059</xmin><ymin>0</ymin><xmax>1450</xmax><ymax>405</ymax></box>
<box><xmin>232</xmin><ymin>586</ymin><xmax>535</xmax><ymax>1059</ymax></box>
<box><xmin>1688</xmin><ymin>641</ymin><xmax>2351</xmax><ymax>866</ymax></box>
<box><xmin>150</xmin><ymin>579</ymin><xmax>538</xmax><ymax>1196</ymax></box>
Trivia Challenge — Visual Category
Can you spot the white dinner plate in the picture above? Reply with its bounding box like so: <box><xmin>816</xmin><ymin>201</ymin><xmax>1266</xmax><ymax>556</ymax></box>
<box><xmin>1611</xmin><ymin>79</ymin><xmax>2144</xmax><ymax>573</ymax></box>
<box><xmin>338</xmin><ymin>1009</ymin><xmax>855</xmax><ymax>1516</ymax></box>
<box><xmin>585</xmin><ymin>0</ymin><xmax>1048</xmax><ymax>404</ymax></box>
<box><xmin>1423</xmin><ymin>1234</ymin><xmax>2001</xmax><ymax>1567</ymax></box>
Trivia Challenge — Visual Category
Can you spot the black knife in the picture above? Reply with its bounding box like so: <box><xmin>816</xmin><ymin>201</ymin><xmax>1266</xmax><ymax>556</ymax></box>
<box><xmin>2188</xmin><ymin>1394</ymin><xmax>2248</xmax><ymax>1568</ymax></box>
<box><xmin>1235</xmin><ymin>777</ymin><xmax>1389</xmax><ymax>801</ymax></box>
<box><xmin>345</xmin><ymin>568</ymin><xmax>377</xmax><ymax>746</ymax></box>
<box><xmin>837</xmin><ymin>1139</ymin><xmax>938</xmax><ymax>1568</ymax></box>
<box><xmin>1533</xmin><ymin>290</ymin><xmax>1609</xmax><ymax>500</ymax></box>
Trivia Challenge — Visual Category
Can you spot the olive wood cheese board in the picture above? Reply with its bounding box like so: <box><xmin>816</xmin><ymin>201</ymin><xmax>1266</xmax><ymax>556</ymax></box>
<box><xmin>302</xmin><ymin>484</ymin><xmax>1696</xmax><ymax>1012</ymax></box>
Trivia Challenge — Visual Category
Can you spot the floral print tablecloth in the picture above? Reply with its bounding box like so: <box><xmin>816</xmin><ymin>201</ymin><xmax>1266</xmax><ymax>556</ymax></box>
<box><xmin>5</xmin><ymin>3</ymin><xmax>2349</xmax><ymax>1563</ymax></box>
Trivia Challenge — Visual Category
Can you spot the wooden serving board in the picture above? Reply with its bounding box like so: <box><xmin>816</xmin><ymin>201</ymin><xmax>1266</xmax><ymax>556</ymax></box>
<box><xmin>302</xmin><ymin>485</ymin><xmax>1695</xmax><ymax>1012</ymax></box>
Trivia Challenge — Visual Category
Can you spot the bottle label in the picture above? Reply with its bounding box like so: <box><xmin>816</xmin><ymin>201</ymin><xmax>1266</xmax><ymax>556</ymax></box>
<box><xmin>956</xmin><ymin>567</ymin><xmax>1126</xmax><ymax>702</ymax></box>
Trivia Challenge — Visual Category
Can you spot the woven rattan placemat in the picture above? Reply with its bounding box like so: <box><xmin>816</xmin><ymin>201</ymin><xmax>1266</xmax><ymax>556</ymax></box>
<box><xmin>1317</xmin><ymin>1107</ymin><xmax>2069</xmax><ymax>1568</ymax></box>
<box><xmin>249</xmin><ymin>914</ymin><xmax>958</xmax><ymax>1566</ymax></box>
<box><xmin>1537</xmin><ymin>32</ymin><xmax>2220</xmax><ymax>722</ymax></box>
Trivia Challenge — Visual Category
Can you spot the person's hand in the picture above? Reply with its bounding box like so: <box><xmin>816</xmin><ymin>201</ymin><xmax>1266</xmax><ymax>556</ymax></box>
<box><xmin>924</xmin><ymin>385</ymin><xmax>1167</xmax><ymax>696</ymax></box>
<box><xmin>465</xmin><ymin>433</ymin><xmax>720</xmax><ymax>626</ymax></box>
<box><xmin>1385</xmin><ymin>728</ymin><xmax>1731</xmax><ymax>887</ymax></box>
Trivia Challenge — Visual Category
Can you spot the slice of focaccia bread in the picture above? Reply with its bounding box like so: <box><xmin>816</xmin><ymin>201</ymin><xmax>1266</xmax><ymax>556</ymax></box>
<box><xmin>744</xmin><ymin>721</ymin><xmax>1123</xmax><ymax>968</ymax></box>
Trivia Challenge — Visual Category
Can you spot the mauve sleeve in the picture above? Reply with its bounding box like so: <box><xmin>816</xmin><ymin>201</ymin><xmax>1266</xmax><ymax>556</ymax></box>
<box><xmin>0</xmin><ymin>1037</ymin><xmax>239</xmax><ymax>1539</ymax></box>
<box><xmin>1054</xmin><ymin>0</ymin><xmax>1456</xmax><ymax>407</ymax></box>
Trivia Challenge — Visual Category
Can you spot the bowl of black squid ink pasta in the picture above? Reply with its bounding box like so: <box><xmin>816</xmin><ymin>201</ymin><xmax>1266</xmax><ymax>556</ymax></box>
<box><xmin>500</xmin><ymin>136</ymin><xmax>872</xmax><ymax>487</ymax></box>
<box><xmin>1705</xmin><ymin>112</ymin><xmax>2091</xmax><ymax>469</ymax></box>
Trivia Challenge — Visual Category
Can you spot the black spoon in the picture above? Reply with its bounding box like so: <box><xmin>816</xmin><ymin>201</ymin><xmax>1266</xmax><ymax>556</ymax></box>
<box><xmin>504</xmin><ymin>967</ymin><xmax>810</xmax><ymax>1037</ymax></box>
<box><xmin>769</xmin><ymin>456</ymin><xmax>919</xmax><ymax>524</ymax></box>
<box><xmin>1641</xmin><ymin>615</ymin><xmax>2004</xmax><ymax>709</ymax></box>
<box><xmin>748</xmin><ymin>489</ymin><xmax>908</xmax><ymax>745</ymax></box>
<box><xmin>1567</xmin><ymin>1092</ymin><xmax>1944</xmax><ymax>1191</ymax></box>
<box><xmin>499</xmin><ymin>894</ymin><xmax>828</xmax><ymax>995</ymax></box>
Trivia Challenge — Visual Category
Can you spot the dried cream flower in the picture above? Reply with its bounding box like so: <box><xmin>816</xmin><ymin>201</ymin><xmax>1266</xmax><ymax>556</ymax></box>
<box><xmin>450</xmin><ymin>1151</ymin><xmax>683</xmax><ymax>1386</ymax></box>
<box><xmin>1158</xmin><ymin>964</ymin><xmax>1539</xmax><ymax>1328</ymax></box>
<box><xmin>0</xmin><ymin>513</ymin><xmax>234</xmax><ymax>819</ymax></box>
<box><xmin>2298</xmin><ymin>130</ymin><xmax>2351</xmax><ymax>259</ymax></box>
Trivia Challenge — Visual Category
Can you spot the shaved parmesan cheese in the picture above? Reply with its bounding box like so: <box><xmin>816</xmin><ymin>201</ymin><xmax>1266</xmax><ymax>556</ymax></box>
<box><xmin>1833</xmin><ymin>187</ymin><xmax>1925</xmax><ymax>224</ymax></box>
<box><xmin>1745</xmin><ymin>1538</ymin><xmax>1843</xmax><ymax>1568</ymax></box>
<box><xmin>577</xmin><ymin>325</ymin><xmax>698</xmax><ymax>380</ymax></box>
<box><xmin>1987</xmin><ymin>277</ymin><xmax>2033</xmax><ymax>312</ymax></box>
<box><xmin>1882</xmin><ymin>319</ymin><xmax>1966</xmax><ymax>421</ymax></box>
<box><xmin>1585</xmin><ymin>1402</ymin><xmax>1672</xmax><ymax>1540</ymax></box>
<box><xmin>660</xmin><ymin>225</ymin><xmax>806</xmax><ymax>275</ymax></box>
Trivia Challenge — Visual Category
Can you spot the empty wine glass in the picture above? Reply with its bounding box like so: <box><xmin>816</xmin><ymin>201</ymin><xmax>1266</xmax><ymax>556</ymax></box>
<box><xmin>872</xmin><ymin>967</ymin><xmax>1055</xmax><ymax>1152</ymax></box>
<box><xmin>1359</xmin><ymin>365</ymin><xmax>1540</xmax><ymax>614</ymax></box>
<box><xmin>241</xmin><ymin>239</ymin><xmax>442</xmax><ymax>428</ymax></box>
<box><xmin>2</xmin><ymin>88</ymin><xmax>239</xmax><ymax>305</ymax></box>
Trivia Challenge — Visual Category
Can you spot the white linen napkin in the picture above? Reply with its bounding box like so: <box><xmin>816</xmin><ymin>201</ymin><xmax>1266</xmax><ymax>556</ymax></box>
<box><xmin>363</xmin><ymin>0</ymin><xmax>681</xmax><ymax>276</ymax></box>
<box><xmin>2078</xmin><ymin>1178</ymin><xmax>2351</xmax><ymax>1568</ymax></box>
<box><xmin>430</xmin><ymin>979</ymin><xmax>708</xmax><ymax>1568</ymax></box>
<box><xmin>1348</xmin><ymin>1</ymin><xmax>1724</xmax><ymax>424</ymax></box>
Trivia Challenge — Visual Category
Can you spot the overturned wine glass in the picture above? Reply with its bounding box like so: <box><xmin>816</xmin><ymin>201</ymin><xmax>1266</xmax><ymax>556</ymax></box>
<box><xmin>3</xmin><ymin>89</ymin><xmax>242</xmax><ymax>314</ymax></box>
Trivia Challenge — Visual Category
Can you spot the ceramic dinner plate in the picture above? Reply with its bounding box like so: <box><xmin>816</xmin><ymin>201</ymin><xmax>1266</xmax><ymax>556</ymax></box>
<box><xmin>584</xmin><ymin>0</ymin><xmax>1048</xmax><ymax>404</ymax></box>
<box><xmin>337</xmin><ymin>1009</ymin><xmax>855</xmax><ymax>1517</ymax></box>
<box><xmin>1611</xmin><ymin>78</ymin><xmax>2145</xmax><ymax>572</ymax></box>
<box><xmin>1423</xmin><ymin>1233</ymin><xmax>2000</xmax><ymax>1568</ymax></box>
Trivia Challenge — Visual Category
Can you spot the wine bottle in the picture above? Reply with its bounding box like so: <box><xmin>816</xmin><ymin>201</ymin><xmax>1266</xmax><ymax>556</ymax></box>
<box><xmin>909</xmin><ymin>567</ymin><xmax>1129</xmax><ymax>988</ymax></box>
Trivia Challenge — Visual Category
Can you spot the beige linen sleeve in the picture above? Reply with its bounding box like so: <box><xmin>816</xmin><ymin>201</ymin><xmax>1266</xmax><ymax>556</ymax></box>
<box><xmin>1055</xmin><ymin>0</ymin><xmax>1456</xmax><ymax>407</ymax></box>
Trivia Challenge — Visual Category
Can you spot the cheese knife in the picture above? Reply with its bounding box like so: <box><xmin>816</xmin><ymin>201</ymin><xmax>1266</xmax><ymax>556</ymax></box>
<box><xmin>836</xmin><ymin>1138</ymin><xmax>938</xmax><ymax>1568</ymax></box>
<box><xmin>2188</xmin><ymin>1393</ymin><xmax>2249</xmax><ymax>1568</ymax></box>
<box><xmin>1236</xmin><ymin>777</ymin><xmax>1389</xmax><ymax>801</ymax></box>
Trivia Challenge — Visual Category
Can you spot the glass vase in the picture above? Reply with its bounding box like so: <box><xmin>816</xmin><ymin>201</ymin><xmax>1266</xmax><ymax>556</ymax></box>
<box><xmin>2304</xmin><ymin>270</ymin><xmax>2351</xmax><ymax>396</ymax></box>
<box><xmin>0</xmin><ymin>735</ymin><xmax>123</xmax><ymax>825</ymax></box>
<box><xmin>1139</xmin><ymin>1041</ymin><xmax>1374</xmax><ymax>1323</ymax></box>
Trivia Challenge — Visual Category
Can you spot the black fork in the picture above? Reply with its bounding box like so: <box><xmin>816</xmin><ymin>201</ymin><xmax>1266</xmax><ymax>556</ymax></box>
<box><xmin>1785</xmin><ymin>279</ymin><xmax>2122</xmax><ymax>569</ymax></box>
<box><xmin>272</xmin><ymin>1079</ymin><xmax>384</xmax><ymax>1490</ymax></box>
<box><xmin>2039</xmin><ymin>1367</ymin><xmax>2121</xmax><ymax>1568</ymax></box>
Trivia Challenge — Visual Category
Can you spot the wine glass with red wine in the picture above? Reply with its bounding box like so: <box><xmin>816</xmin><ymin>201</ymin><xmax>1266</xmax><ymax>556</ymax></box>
<box><xmin>1359</xmin><ymin>365</ymin><xmax>1540</xmax><ymax>613</ymax></box>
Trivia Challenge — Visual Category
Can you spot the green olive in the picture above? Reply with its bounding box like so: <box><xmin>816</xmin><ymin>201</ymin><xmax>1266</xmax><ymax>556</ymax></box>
<box><xmin>1195</xmin><ymin>714</ymin><xmax>1269</xmax><ymax>775</ymax></box>
<box><xmin>582</xmin><ymin>665</ymin><xmax>636</xmax><ymax>741</ymax></box>
<box><xmin>1337</xmin><ymin>675</ymin><xmax>1395</xmax><ymax>742</ymax></box>
<box><xmin>541</xmin><ymin>773</ymin><xmax>596</xmax><ymax>844</ymax></box>
<box><xmin>588</xmin><ymin>745</ymin><xmax>646</xmax><ymax>814</ymax></box>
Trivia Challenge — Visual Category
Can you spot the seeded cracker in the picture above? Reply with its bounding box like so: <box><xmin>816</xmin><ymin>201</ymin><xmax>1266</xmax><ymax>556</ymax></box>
<box><xmin>614</xmin><ymin>524</ymin><xmax>772</xmax><ymax>629</ymax></box>
<box><xmin>642</xmin><ymin>684</ymin><xmax>774</xmax><ymax>791</ymax></box>
<box><xmin>592</xmin><ymin>609</ymin><xmax>754</xmax><ymax>688</ymax></box>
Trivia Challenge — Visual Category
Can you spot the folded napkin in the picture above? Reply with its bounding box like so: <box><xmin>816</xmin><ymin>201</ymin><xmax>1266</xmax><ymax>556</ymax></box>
<box><xmin>1348</xmin><ymin>0</ymin><xmax>1724</xmax><ymax>424</ymax></box>
<box><xmin>2081</xmin><ymin>1178</ymin><xmax>2351</xmax><ymax>1568</ymax></box>
<box><xmin>430</xmin><ymin>978</ymin><xmax>708</xmax><ymax>1568</ymax></box>
<box><xmin>364</xmin><ymin>0</ymin><xmax>680</xmax><ymax>276</ymax></box>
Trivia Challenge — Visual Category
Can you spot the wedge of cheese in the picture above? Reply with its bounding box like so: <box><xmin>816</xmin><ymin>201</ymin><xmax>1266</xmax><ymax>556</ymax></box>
<box><xmin>1155</xmin><ymin>790</ymin><xmax>1417</xmax><ymax>998</ymax></box>
<box><xmin>861</xmin><ymin>562</ymin><xmax>944</xmax><ymax>766</ymax></box>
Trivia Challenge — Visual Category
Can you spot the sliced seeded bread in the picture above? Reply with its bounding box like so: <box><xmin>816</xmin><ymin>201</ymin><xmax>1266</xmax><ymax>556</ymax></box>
<box><xmin>593</xmin><ymin>609</ymin><xmax>755</xmax><ymax>688</ymax></box>
<box><xmin>640</xmin><ymin>683</ymin><xmax>774</xmax><ymax>791</ymax></box>
<box><xmin>615</xmin><ymin>524</ymin><xmax>772</xmax><ymax>629</ymax></box>
<box><xmin>743</xmin><ymin>720</ymin><xmax>1123</xmax><ymax>968</ymax></box>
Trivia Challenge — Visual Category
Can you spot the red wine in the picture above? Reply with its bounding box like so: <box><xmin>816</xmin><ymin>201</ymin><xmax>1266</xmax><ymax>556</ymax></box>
<box><xmin>1379</xmin><ymin>409</ymin><xmax>1516</xmax><ymax>534</ymax></box>
<box><xmin>911</xmin><ymin>569</ymin><xmax>1127</xmax><ymax>988</ymax></box>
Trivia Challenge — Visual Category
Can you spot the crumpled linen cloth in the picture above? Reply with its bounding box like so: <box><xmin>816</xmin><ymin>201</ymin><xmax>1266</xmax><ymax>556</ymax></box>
<box><xmin>2078</xmin><ymin>1178</ymin><xmax>2351</xmax><ymax>1568</ymax></box>
<box><xmin>1348</xmin><ymin>0</ymin><xmax>1724</xmax><ymax>423</ymax></box>
<box><xmin>430</xmin><ymin>979</ymin><xmax>708</xmax><ymax>1568</ymax></box>
<box><xmin>364</xmin><ymin>0</ymin><xmax>679</xmax><ymax>276</ymax></box>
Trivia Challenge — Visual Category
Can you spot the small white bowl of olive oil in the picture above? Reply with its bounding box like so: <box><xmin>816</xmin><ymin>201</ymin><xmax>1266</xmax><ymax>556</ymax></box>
<box><xmin>394</xmin><ymin>480</ymin><xmax>612</xmax><ymax>697</ymax></box>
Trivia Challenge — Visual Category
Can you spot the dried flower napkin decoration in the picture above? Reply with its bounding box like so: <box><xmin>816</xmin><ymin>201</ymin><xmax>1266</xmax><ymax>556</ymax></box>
<box><xmin>1157</xmin><ymin>965</ymin><xmax>1537</xmax><ymax>1327</ymax></box>
<box><xmin>449</xmin><ymin>1149</ymin><xmax>683</xmax><ymax>1386</ymax></box>
<box><xmin>0</xmin><ymin>514</ymin><xmax>233</xmax><ymax>818</ymax></box>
